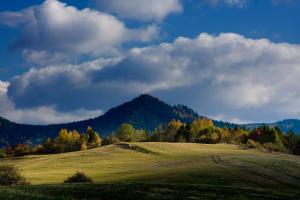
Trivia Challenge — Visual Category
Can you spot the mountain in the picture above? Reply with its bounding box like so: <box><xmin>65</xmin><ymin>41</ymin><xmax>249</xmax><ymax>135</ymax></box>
<box><xmin>245</xmin><ymin>119</ymin><xmax>300</xmax><ymax>133</ymax></box>
<box><xmin>1</xmin><ymin>94</ymin><xmax>300</xmax><ymax>146</ymax></box>
<box><xmin>0</xmin><ymin>94</ymin><xmax>200</xmax><ymax>146</ymax></box>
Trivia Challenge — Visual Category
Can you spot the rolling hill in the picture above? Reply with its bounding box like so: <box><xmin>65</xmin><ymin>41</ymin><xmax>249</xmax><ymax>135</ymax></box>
<box><xmin>1</xmin><ymin>142</ymin><xmax>300</xmax><ymax>199</ymax></box>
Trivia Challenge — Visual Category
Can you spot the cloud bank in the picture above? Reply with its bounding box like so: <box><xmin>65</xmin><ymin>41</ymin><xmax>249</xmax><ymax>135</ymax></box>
<box><xmin>203</xmin><ymin>0</ymin><xmax>248</xmax><ymax>7</ymax></box>
<box><xmin>0</xmin><ymin>0</ymin><xmax>158</xmax><ymax>64</ymax></box>
<box><xmin>94</xmin><ymin>0</ymin><xmax>182</xmax><ymax>21</ymax></box>
<box><xmin>4</xmin><ymin>33</ymin><xmax>300</xmax><ymax>123</ymax></box>
<box><xmin>0</xmin><ymin>80</ymin><xmax>102</xmax><ymax>124</ymax></box>
<box><xmin>1</xmin><ymin>0</ymin><xmax>300</xmax><ymax>124</ymax></box>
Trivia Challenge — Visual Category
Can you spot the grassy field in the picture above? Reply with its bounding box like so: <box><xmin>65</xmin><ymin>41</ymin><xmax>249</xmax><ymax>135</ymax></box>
<box><xmin>1</xmin><ymin>142</ymin><xmax>300</xmax><ymax>199</ymax></box>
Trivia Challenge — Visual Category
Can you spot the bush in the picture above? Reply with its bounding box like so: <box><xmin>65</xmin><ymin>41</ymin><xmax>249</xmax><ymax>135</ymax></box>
<box><xmin>64</xmin><ymin>171</ymin><xmax>92</xmax><ymax>183</ymax></box>
<box><xmin>0</xmin><ymin>165</ymin><xmax>27</xmax><ymax>185</ymax></box>
<box><xmin>0</xmin><ymin>149</ymin><xmax>6</xmax><ymax>158</ymax></box>
<box><xmin>245</xmin><ymin>139</ymin><xmax>262</xmax><ymax>149</ymax></box>
<box><xmin>263</xmin><ymin>142</ymin><xmax>287</xmax><ymax>153</ymax></box>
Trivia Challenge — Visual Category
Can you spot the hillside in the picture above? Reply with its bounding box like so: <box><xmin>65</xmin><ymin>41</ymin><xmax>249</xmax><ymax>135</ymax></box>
<box><xmin>0</xmin><ymin>95</ymin><xmax>200</xmax><ymax>145</ymax></box>
<box><xmin>1</xmin><ymin>143</ymin><xmax>300</xmax><ymax>199</ymax></box>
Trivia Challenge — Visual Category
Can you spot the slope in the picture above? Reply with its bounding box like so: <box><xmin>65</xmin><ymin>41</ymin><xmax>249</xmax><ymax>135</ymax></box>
<box><xmin>0</xmin><ymin>143</ymin><xmax>300</xmax><ymax>199</ymax></box>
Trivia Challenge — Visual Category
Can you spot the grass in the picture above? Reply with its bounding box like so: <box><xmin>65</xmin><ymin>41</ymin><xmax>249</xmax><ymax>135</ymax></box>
<box><xmin>1</xmin><ymin>142</ymin><xmax>300</xmax><ymax>199</ymax></box>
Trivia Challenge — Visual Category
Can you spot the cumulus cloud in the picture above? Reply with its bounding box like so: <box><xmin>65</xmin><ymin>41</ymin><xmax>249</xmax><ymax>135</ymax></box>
<box><xmin>6</xmin><ymin>33</ymin><xmax>300</xmax><ymax>123</ymax></box>
<box><xmin>0</xmin><ymin>80</ymin><xmax>101</xmax><ymax>124</ymax></box>
<box><xmin>0</xmin><ymin>81</ymin><xmax>9</xmax><ymax>94</ymax></box>
<box><xmin>94</xmin><ymin>0</ymin><xmax>182</xmax><ymax>21</ymax></box>
<box><xmin>0</xmin><ymin>0</ymin><xmax>158</xmax><ymax>64</ymax></box>
<box><xmin>204</xmin><ymin>0</ymin><xmax>247</xmax><ymax>7</ymax></box>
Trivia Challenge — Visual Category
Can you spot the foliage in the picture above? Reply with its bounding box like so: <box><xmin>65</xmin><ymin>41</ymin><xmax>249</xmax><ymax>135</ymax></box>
<box><xmin>152</xmin><ymin>120</ymin><xmax>183</xmax><ymax>142</ymax></box>
<box><xmin>2</xmin><ymin>143</ymin><xmax>39</xmax><ymax>157</ymax></box>
<box><xmin>41</xmin><ymin>127</ymin><xmax>102</xmax><ymax>154</ymax></box>
<box><xmin>101</xmin><ymin>119</ymin><xmax>300</xmax><ymax>156</ymax></box>
<box><xmin>4</xmin><ymin>126</ymin><xmax>102</xmax><ymax>157</ymax></box>
<box><xmin>102</xmin><ymin>134</ymin><xmax>121</xmax><ymax>145</ymax></box>
<box><xmin>0</xmin><ymin>148</ymin><xmax>6</xmax><ymax>158</ymax></box>
<box><xmin>114</xmin><ymin>123</ymin><xmax>148</xmax><ymax>142</ymax></box>
<box><xmin>85</xmin><ymin>126</ymin><xmax>102</xmax><ymax>148</ymax></box>
<box><xmin>151</xmin><ymin>118</ymin><xmax>243</xmax><ymax>145</ymax></box>
<box><xmin>244</xmin><ymin>139</ymin><xmax>262</xmax><ymax>149</ymax></box>
<box><xmin>293</xmin><ymin>138</ymin><xmax>300</xmax><ymax>155</ymax></box>
<box><xmin>64</xmin><ymin>171</ymin><xmax>92</xmax><ymax>183</ymax></box>
<box><xmin>3</xmin><ymin>118</ymin><xmax>300</xmax><ymax>157</ymax></box>
<box><xmin>0</xmin><ymin>165</ymin><xmax>27</xmax><ymax>185</ymax></box>
<box><xmin>249</xmin><ymin>126</ymin><xmax>278</xmax><ymax>144</ymax></box>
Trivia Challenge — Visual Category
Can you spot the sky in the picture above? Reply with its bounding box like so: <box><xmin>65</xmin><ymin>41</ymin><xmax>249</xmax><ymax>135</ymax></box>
<box><xmin>0</xmin><ymin>0</ymin><xmax>300</xmax><ymax>125</ymax></box>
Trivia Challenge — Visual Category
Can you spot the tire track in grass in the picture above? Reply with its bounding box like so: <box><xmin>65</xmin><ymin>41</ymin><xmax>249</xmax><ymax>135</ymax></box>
<box><xmin>211</xmin><ymin>156</ymin><xmax>299</xmax><ymax>189</ymax></box>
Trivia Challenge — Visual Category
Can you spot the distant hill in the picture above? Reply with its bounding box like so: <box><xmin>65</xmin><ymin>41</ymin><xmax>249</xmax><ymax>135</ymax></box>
<box><xmin>245</xmin><ymin>119</ymin><xmax>300</xmax><ymax>134</ymax></box>
<box><xmin>1</xmin><ymin>94</ymin><xmax>300</xmax><ymax>146</ymax></box>
<box><xmin>0</xmin><ymin>94</ymin><xmax>200</xmax><ymax>146</ymax></box>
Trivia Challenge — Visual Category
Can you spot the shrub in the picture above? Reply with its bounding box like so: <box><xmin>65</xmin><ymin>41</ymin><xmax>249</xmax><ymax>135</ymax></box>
<box><xmin>64</xmin><ymin>171</ymin><xmax>92</xmax><ymax>183</ymax></box>
<box><xmin>0</xmin><ymin>149</ymin><xmax>6</xmax><ymax>158</ymax></box>
<box><xmin>102</xmin><ymin>135</ymin><xmax>121</xmax><ymax>145</ymax></box>
<box><xmin>246</xmin><ymin>139</ymin><xmax>261</xmax><ymax>149</ymax></box>
<box><xmin>0</xmin><ymin>165</ymin><xmax>27</xmax><ymax>185</ymax></box>
<box><xmin>263</xmin><ymin>142</ymin><xmax>288</xmax><ymax>153</ymax></box>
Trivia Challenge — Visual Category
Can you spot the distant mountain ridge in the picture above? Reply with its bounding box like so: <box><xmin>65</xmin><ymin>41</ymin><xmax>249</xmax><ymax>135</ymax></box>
<box><xmin>1</xmin><ymin>94</ymin><xmax>299</xmax><ymax>146</ymax></box>
<box><xmin>244</xmin><ymin>119</ymin><xmax>300</xmax><ymax>133</ymax></box>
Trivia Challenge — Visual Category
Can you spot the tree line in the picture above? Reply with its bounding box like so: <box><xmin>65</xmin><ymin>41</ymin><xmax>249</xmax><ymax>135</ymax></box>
<box><xmin>1</xmin><ymin>117</ymin><xmax>300</xmax><ymax>158</ymax></box>
<box><xmin>1</xmin><ymin>127</ymin><xmax>101</xmax><ymax>157</ymax></box>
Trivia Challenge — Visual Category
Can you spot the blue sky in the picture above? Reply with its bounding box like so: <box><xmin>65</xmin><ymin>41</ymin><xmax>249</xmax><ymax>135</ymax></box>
<box><xmin>0</xmin><ymin>0</ymin><xmax>300</xmax><ymax>124</ymax></box>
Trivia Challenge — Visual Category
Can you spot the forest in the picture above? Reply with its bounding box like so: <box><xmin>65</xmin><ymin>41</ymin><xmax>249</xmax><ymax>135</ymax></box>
<box><xmin>1</xmin><ymin>118</ymin><xmax>300</xmax><ymax>158</ymax></box>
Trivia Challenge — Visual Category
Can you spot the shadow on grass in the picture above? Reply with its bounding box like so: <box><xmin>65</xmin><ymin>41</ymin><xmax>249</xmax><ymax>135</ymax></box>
<box><xmin>116</xmin><ymin>143</ymin><xmax>159</xmax><ymax>155</ymax></box>
<box><xmin>1</xmin><ymin>183</ymin><xmax>300</xmax><ymax>200</ymax></box>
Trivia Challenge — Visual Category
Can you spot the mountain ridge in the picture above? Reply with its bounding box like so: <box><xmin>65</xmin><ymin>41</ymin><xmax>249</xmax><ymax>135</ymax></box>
<box><xmin>0</xmin><ymin>94</ymin><xmax>200</xmax><ymax>145</ymax></box>
<box><xmin>244</xmin><ymin>119</ymin><xmax>300</xmax><ymax>133</ymax></box>
<box><xmin>1</xmin><ymin>94</ymin><xmax>300</xmax><ymax>146</ymax></box>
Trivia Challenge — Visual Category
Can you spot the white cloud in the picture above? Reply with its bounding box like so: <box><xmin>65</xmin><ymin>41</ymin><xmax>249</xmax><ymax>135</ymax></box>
<box><xmin>204</xmin><ymin>0</ymin><xmax>247</xmax><ymax>7</ymax></box>
<box><xmin>0</xmin><ymin>80</ymin><xmax>102</xmax><ymax>124</ymax></box>
<box><xmin>4</xmin><ymin>106</ymin><xmax>102</xmax><ymax>125</ymax></box>
<box><xmin>4</xmin><ymin>33</ymin><xmax>300</xmax><ymax>123</ymax></box>
<box><xmin>0</xmin><ymin>9</ymin><xmax>33</xmax><ymax>27</ymax></box>
<box><xmin>95</xmin><ymin>0</ymin><xmax>182</xmax><ymax>21</ymax></box>
<box><xmin>0</xmin><ymin>0</ymin><xmax>158</xmax><ymax>64</ymax></box>
<box><xmin>0</xmin><ymin>81</ymin><xmax>9</xmax><ymax>93</ymax></box>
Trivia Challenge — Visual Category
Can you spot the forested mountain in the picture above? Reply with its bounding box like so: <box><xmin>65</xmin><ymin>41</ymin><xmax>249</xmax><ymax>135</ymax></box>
<box><xmin>245</xmin><ymin>119</ymin><xmax>300</xmax><ymax>134</ymax></box>
<box><xmin>0</xmin><ymin>94</ymin><xmax>200</xmax><ymax>145</ymax></box>
<box><xmin>1</xmin><ymin>94</ymin><xmax>300</xmax><ymax>146</ymax></box>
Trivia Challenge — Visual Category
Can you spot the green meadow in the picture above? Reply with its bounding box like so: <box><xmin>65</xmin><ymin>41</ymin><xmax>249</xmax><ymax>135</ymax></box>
<box><xmin>1</xmin><ymin>142</ymin><xmax>300</xmax><ymax>199</ymax></box>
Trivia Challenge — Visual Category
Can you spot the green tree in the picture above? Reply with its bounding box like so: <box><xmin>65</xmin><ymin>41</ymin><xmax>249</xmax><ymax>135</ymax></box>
<box><xmin>152</xmin><ymin>120</ymin><xmax>183</xmax><ymax>142</ymax></box>
<box><xmin>293</xmin><ymin>138</ymin><xmax>300</xmax><ymax>155</ymax></box>
<box><xmin>43</xmin><ymin>137</ymin><xmax>57</xmax><ymax>154</ymax></box>
<box><xmin>12</xmin><ymin>144</ymin><xmax>30</xmax><ymax>157</ymax></box>
<box><xmin>175</xmin><ymin>124</ymin><xmax>192</xmax><ymax>143</ymax></box>
<box><xmin>116</xmin><ymin>124</ymin><xmax>136</xmax><ymax>142</ymax></box>
<box><xmin>85</xmin><ymin>126</ymin><xmax>102</xmax><ymax>148</ymax></box>
<box><xmin>190</xmin><ymin>118</ymin><xmax>214</xmax><ymax>142</ymax></box>
<box><xmin>0</xmin><ymin>149</ymin><xmax>6</xmax><ymax>158</ymax></box>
